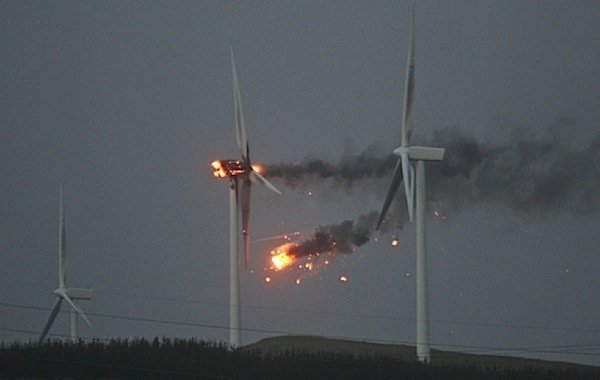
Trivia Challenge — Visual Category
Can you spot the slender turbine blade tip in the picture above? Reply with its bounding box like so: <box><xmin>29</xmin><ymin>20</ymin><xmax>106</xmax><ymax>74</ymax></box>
<box><xmin>231</xmin><ymin>49</ymin><xmax>248</xmax><ymax>162</ymax></box>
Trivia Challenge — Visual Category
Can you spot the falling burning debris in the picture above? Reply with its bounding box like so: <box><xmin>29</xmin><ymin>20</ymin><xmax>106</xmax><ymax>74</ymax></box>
<box><xmin>391</xmin><ymin>236</ymin><xmax>399</xmax><ymax>247</ymax></box>
<box><xmin>261</xmin><ymin>212</ymin><xmax>384</xmax><ymax>284</ymax></box>
<box><xmin>265</xmin><ymin>277</ymin><xmax>271</xmax><ymax>283</ymax></box>
<box><xmin>260</xmin><ymin>208</ymin><xmax>409</xmax><ymax>284</ymax></box>
<box><xmin>270</xmin><ymin>243</ymin><xmax>297</xmax><ymax>271</ymax></box>
<box><xmin>284</xmin><ymin>212</ymin><xmax>379</xmax><ymax>259</ymax></box>
<box><xmin>264</xmin><ymin>124</ymin><xmax>600</xmax><ymax>216</ymax></box>
<box><xmin>339</xmin><ymin>275</ymin><xmax>349</xmax><ymax>283</ymax></box>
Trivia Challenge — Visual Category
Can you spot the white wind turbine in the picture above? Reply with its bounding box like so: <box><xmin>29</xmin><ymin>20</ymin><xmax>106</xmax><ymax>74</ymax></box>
<box><xmin>39</xmin><ymin>186</ymin><xmax>92</xmax><ymax>343</ymax></box>
<box><xmin>210</xmin><ymin>50</ymin><xmax>281</xmax><ymax>348</ymax></box>
<box><xmin>376</xmin><ymin>7</ymin><xmax>445</xmax><ymax>364</ymax></box>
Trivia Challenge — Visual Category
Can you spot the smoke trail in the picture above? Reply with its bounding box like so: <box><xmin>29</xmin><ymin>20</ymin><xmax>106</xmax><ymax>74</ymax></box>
<box><xmin>265</xmin><ymin>125</ymin><xmax>600</xmax><ymax>215</ymax></box>
<box><xmin>267</xmin><ymin>124</ymin><xmax>600</xmax><ymax>260</ymax></box>
<box><xmin>265</xmin><ymin>145</ymin><xmax>396</xmax><ymax>190</ymax></box>
<box><xmin>428</xmin><ymin>128</ymin><xmax>600</xmax><ymax>214</ymax></box>
<box><xmin>288</xmin><ymin>211</ymin><xmax>381</xmax><ymax>259</ymax></box>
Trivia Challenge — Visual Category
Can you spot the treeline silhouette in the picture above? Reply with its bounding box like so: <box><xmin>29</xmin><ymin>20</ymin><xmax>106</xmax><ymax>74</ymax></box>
<box><xmin>1</xmin><ymin>338</ymin><xmax>598</xmax><ymax>379</ymax></box>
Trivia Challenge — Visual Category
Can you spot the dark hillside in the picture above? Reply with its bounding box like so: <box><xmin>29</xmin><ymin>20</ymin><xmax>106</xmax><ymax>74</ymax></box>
<box><xmin>1</xmin><ymin>337</ymin><xmax>598</xmax><ymax>379</ymax></box>
<box><xmin>244</xmin><ymin>335</ymin><xmax>598</xmax><ymax>372</ymax></box>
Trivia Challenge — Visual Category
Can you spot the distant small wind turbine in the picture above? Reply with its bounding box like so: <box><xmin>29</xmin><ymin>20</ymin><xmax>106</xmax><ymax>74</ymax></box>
<box><xmin>39</xmin><ymin>186</ymin><xmax>92</xmax><ymax>343</ymax></box>
<box><xmin>376</xmin><ymin>6</ymin><xmax>445</xmax><ymax>364</ymax></box>
<box><xmin>211</xmin><ymin>50</ymin><xmax>281</xmax><ymax>347</ymax></box>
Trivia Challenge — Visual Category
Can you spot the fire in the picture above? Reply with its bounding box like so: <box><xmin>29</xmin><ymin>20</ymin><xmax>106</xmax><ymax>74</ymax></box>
<box><xmin>210</xmin><ymin>159</ymin><xmax>245</xmax><ymax>178</ymax></box>
<box><xmin>211</xmin><ymin>160</ymin><xmax>228</xmax><ymax>178</ymax></box>
<box><xmin>251</xmin><ymin>163</ymin><xmax>264</xmax><ymax>174</ymax></box>
<box><xmin>270</xmin><ymin>243</ymin><xmax>297</xmax><ymax>271</ymax></box>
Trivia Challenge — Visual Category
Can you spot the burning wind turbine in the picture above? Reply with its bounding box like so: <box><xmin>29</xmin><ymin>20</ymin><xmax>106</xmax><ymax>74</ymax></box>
<box><xmin>211</xmin><ymin>50</ymin><xmax>281</xmax><ymax>348</ymax></box>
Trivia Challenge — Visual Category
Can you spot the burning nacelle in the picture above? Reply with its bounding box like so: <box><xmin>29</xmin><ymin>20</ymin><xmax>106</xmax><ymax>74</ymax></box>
<box><xmin>211</xmin><ymin>160</ymin><xmax>246</xmax><ymax>178</ymax></box>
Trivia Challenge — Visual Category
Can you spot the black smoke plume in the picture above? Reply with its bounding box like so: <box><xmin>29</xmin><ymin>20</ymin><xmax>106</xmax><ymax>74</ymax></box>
<box><xmin>288</xmin><ymin>211</ymin><xmax>381</xmax><ymax>259</ymax></box>
<box><xmin>267</xmin><ymin>124</ymin><xmax>600</xmax><ymax>259</ymax></box>
<box><xmin>427</xmin><ymin>128</ymin><xmax>600</xmax><ymax>214</ymax></box>
<box><xmin>265</xmin><ymin>126</ymin><xmax>600</xmax><ymax>215</ymax></box>
<box><xmin>265</xmin><ymin>144</ymin><xmax>397</xmax><ymax>191</ymax></box>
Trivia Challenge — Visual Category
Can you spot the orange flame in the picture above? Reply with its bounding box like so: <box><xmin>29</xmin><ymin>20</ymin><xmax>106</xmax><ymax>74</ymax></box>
<box><xmin>251</xmin><ymin>163</ymin><xmax>264</xmax><ymax>174</ymax></box>
<box><xmin>211</xmin><ymin>160</ymin><xmax>228</xmax><ymax>178</ymax></box>
<box><xmin>270</xmin><ymin>243</ymin><xmax>297</xmax><ymax>271</ymax></box>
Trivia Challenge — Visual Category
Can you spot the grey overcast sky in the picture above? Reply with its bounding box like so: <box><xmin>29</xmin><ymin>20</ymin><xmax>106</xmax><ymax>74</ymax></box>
<box><xmin>1</xmin><ymin>0</ymin><xmax>599</xmax><ymax>366</ymax></box>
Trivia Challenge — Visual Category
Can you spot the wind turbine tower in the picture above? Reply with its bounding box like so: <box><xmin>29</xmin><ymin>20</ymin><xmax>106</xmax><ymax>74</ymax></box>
<box><xmin>376</xmin><ymin>7</ymin><xmax>445</xmax><ymax>364</ymax></box>
<box><xmin>211</xmin><ymin>50</ymin><xmax>281</xmax><ymax>347</ymax></box>
<box><xmin>39</xmin><ymin>185</ymin><xmax>92</xmax><ymax>343</ymax></box>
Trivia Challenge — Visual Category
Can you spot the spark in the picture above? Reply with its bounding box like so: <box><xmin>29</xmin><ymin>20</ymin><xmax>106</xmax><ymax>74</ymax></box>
<box><xmin>265</xmin><ymin>277</ymin><xmax>271</xmax><ymax>283</ymax></box>
<box><xmin>339</xmin><ymin>275</ymin><xmax>348</xmax><ymax>283</ymax></box>
<box><xmin>391</xmin><ymin>236</ymin><xmax>399</xmax><ymax>247</ymax></box>
<box><xmin>295</xmin><ymin>278</ymin><xmax>301</xmax><ymax>285</ymax></box>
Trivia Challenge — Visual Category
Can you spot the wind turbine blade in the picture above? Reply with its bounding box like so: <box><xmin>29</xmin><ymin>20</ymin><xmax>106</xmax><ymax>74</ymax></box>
<box><xmin>250</xmin><ymin>171</ymin><xmax>282</xmax><ymax>195</ymax></box>
<box><xmin>401</xmin><ymin>5</ymin><xmax>415</xmax><ymax>147</ymax></box>
<box><xmin>60</xmin><ymin>291</ymin><xmax>92</xmax><ymax>327</ymax></box>
<box><xmin>401</xmin><ymin>152</ymin><xmax>415</xmax><ymax>222</ymax></box>
<box><xmin>58</xmin><ymin>185</ymin><xmax>66</xmax><ymax>288</ymax></box>
<box><xmin>231</xmin><ymin>48</ymin><xmax>249</xmax><ymax>163</ymax></box>
<box><xmin>39</xmin><ymin>297</ymin><xmax>63</xmax><ymax>343</ymax></box>
<box><xmin>240</xmin><ymin>178</ymin><xmax>252</xmax><ymax>270</ymax></box>
<box><xmin>376</xmin><ymin>158</ymin><xmax>404</xmax><ymax>230</ymax></box>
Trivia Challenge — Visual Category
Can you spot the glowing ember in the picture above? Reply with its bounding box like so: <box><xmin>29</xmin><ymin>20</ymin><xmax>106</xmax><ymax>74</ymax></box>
<box><xmin>271</xmin><ymin>243</ymin><xmax>297</xmax><ymax>270</ymax></box>
<box><xmin>391</xmin><ymin>236</ymin><xmax>399</xmax><ymax>247</ymax></box>
<box><xmin>295</xmin><ymin>278</ymin><xmax>301</xmax><ymax>285</ymax></box>
<box><xmin>265</xmin><ymin>277</ymin><xmax>271</xmax><ymax>283</ymax></box>
<box><xmin>339</xmin><ymin>275</ymin><xmax>348</xmax><ymax>283</ymax></box>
